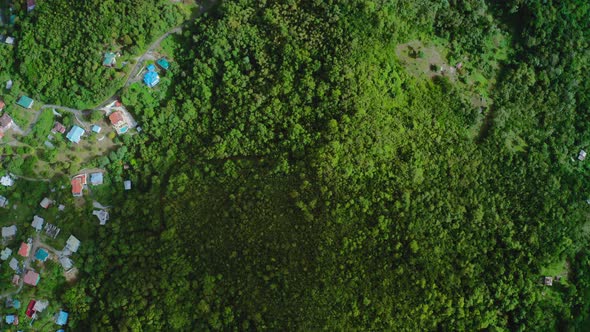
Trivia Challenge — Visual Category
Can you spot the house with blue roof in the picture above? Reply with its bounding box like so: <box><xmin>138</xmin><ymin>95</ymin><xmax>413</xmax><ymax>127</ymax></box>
<box><xmin>143</xmin><ymin>71</ymin><xmax>160</xmax><ymax>88</ymax></box>
<box><xmin>17</xmin><ymin>96</ymin><xmax>33</xmax><ymax>109</ymax></box>
<box><xmin>66</xmin><ymin>126</ymin><xmax>85</xmax><ymax>143</ymax></box>
<box><xmin>103</xmin><ymin>52</ymin><xmax>116</xmax><ymax>67</ymax></box>
<box><xmin>157</xmin><ymin>58</ymin><xmax>170</xmax><ymax>70</ymax></box>
<box><xmin>56</xmin><ymin>310</ymin><xmax>68</xmax><ymax>325</ymax></box>
<box><xmin>5</xmin><ymin>314</ymin><xmax>15</xmax><ymax>324</ymax></box>
<box><xmin>147</xmin><ymin>64</ymin><xmax>156</xmax><ymax>72</ymax></box>
<box><xmin>35</xmin><ymin>248</ymin><xmax>49</xmax><ymax>262</ymax></box>
<box><xmin>91</xmin><ymin>125</ymin><xmax>101</xmax><ymax>133</ymax></box>
<box><xmin>90</xmin><ymin>172</ymin><xmax>103</xmax><ymax>185</ymax></box>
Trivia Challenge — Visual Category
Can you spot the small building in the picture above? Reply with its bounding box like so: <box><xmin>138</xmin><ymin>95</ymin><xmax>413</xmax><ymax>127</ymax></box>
<box><xmin>39</xmin><ymin>197</ymin><xmax>52</xmax><ymax>209</ymax></box>
<box><xmin>27</xmin><ymin>0</ymin><xmax>36</xmax><ymax>12</ymax></box>
<box><xmin>91</xmin><ymin>124</ymin><xmax>101</xmax><ymax>133</ymax></box>
<box><xmin>52</xmin><ymin>122</ymin><xmax>66</xmax><ymax>134</ymax></box>
<box><xmin>25</xmin><ymin>299</ymin><xmax>35</xmax><ymax>317</ymax></box>
<box><xmin>12</xmin><ymin>299</ymin><xmax>20</xmax><ymax>309</ymax></box>
<box><xmin>0</xmin><ymin>112</ymin><xmax>13</xmax><ymax>130</ymax></box>
<box><xmin>66</xmin><ymin>235</ymin><xmax>80</xmax><ymax>253</ymax></box>
<box><xmin>544</xmin><ymin>276</ymin><xmax>553</xmax><ymax>286</ymax></box>
<box><xmin>90</xmin><ymin>172</ymin><xmax>103</xmax><ymax>185</ymax></box>
<box><xmin>124</xmin><ymin>180</ymin><xmax>131</xmax><ymax>190</ymax></box>
<box><xmin>33</xmin><ymin>299</ymin><xmax>48</xmax><ymax>312</ymax></box>
<box><xmin>18</xmin><ymin>242</ymin><xmax>30</xmax><ymax>257</ymax></box>
<box><xmin>58</xmin><ymin>204</ymin><xmax>65</xmax><ymax>211</ymax></box>
<box><xmin>103</xmin><ymin>52</ymin><xmax>116</xmax><ymax>67</ymax></box>
<box><xmin>92</xmin><ymin>210</ymin><xmax>109</xmax><ymax>225</ymax></box>
<box><xmin>66</xmin><ymin>125</ymin><xmax>85</xmax><ymax>143</ymax></box>
<box><xmin>0</xmin><ymin>195</ymin><xmax>8</xmax><ymax>208</ymax></box>
<box><xmin>0</xmin><ymin>175</ymin><xmax>14</xmax><ymax>186</ymax></box>
<box><xmin>16</xmin><ymin>95</ymin><xmax>33</xmax><ymax>109</ymax></box>
<box><xmin>4</xmin><ymin>36</ymin><xmax>14</xmax><ymax>45</ymax></box>
<box><xmin>59</xmin><ymin>257</ymin><xmax>73</xmax><ymax>270</ymax></box>
<box><xmin>71</xmin><ymin>174</ymin><xmax>87</xmax><ymax>197</ymax></box>
<box><xmin>109</xmin><ymin>111</ymin><xmax>129</xmax><ymax>134</ymax></box>
<box><xmin>23</xmin><ymin>270</ymin><xmax>40</xmax><ymax>286</ymax></box>
<box><xmin>579</xmin><ymin>150</ymin><xmax>587</xmax><ymax>161</ymax></box>
<box><xmin>157</xmin><ymin>58</ymin><xmax>170</xmax><ymax>70</ymax></box>
<box><xmin>143</xmin><ymin>71</ymin><xmax>160</xmax><ymax>88</ymax></box>
<box><xmin>11</xmin><ymin>274</ymin><xmax>19</xmax><ymax>285</ymax></box>
<box><xmin>8</xmin><ymin>258</ymin><xmax>18</xmax><ymax>272</ymax></box>
<box><xmin>0</xmin><ymin>248</ymin><xmax>12</xmax><ymax>260</ymax></box>
<box><xmin>56</xmin><ymin>310</ymin><xmax>68</xmax><ymax>325</ymax></box>
<box><xmin>2</xmin><ymin>225</ymin><xmax>17</xmax><ymax>238</ymax></box>
<box><xmin>5</xmin><ymin>80</ymin><xmax>12</xmax><ymax>90</ymax></box>
<box><xmin>35</xmin><ymin>249</ymin><xmax>49</xmax><ymax>262</ymax></box>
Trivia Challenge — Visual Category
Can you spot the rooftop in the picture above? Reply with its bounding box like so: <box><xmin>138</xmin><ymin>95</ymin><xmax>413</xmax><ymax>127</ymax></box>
<box><xmin>90</xmin><ymin>172</ymin><xmax>103</xmax><ymax>185</ymax></box>
<box><xmin>103</xmin><ymin>52</ymin><xmax>116</xmax><ymax>66</ymax></box>
<box><xmin>0</xmin><ymin>175</ymin><xmax>14</xmax><ymax>187</ymax></box>
<box><xmin>23</xmin><ymin>270</ymin><xmax>40</xmax><ymax>286</ymax></box>
<box><xmin>157</xmin><ymin>58</ymin><xmax>170</xmax><ymax>70</ymax></box>
<box><xmin>2</xmin><ymin>225</ymin><xmax>16</xmax><ymax>238</ymax></box>
<box><xmin>16</xmin><ymin>95</ymin><xmax>33</xmax><ymax>108</ymax></box>
<box><xmin>0</xmin><ymin>112</ymin><xmax>12</xmax><ymax>129</ymax></box>
<box><xmin>18</xmin><ymin>242</ymin><xmax>30</xmax><ymax>257</ymax></box>
<box><xmin>66</xmin><ymin>125</ymin><xmax>85</xmax><ymax>143</ymax></box>
<box><xmin>0</xmin><ymin>247</ymin><xmax>11</xmax><ymax>260</ymax></box>
<box><xmin>66</xmin><ymin>235</ymin><xmax>80</xmax><ymax>253</ymax></box>
<box><xmin>52</xmin><ymin>122</ymin><xmax>66</xmax><ymax>134</ymax></box>
<box><xmin>57</xmin><ymin>310</ymin><xmax>69</xmax><ymax>325</ymax></box>
<box><xmin>92</xmin><ymin>210</ymin><xmax>109</xmax><ymax>225</ymax></box>
<box><xmin>40</xmin><ymin>197</ymin><xmax>52</xmax><ymax>209</ymax></box>
<box><xmin>143</xmin><ymin>71</ymin><xmax>160</xmax><ymax>88</ymax></box>
<box><xmin>35</xmin><ymin>248</ymin><xmax>49</xmax><ymax>262</ymax></box>
<box><xmin>32</xmin><ymin>215</ymin><xmax>44</xmax><ymax>231</ymax></box>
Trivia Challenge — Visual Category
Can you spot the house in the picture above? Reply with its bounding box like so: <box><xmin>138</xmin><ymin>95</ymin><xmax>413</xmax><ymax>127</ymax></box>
<box><xmin>12</xmin><ymin>299</ymin><xmax>20</xmax><ymax>309</ymax></box>
<box><xmin>91</xmin><ymin>124</ymin><xmax>101</xmax><ymax>133</ymax></box>
<box><xmin>0</xmin><ymin>174</ymin><xmax>14</xmax><ymax>186</ymax></box>
<box><xmin>56</xmin><ymin>310</ymin><xmax>68</xmax><ymax>325</ymax></box>
<box><xmin>579</xmin><ymin>150</ymin><xmax>587</xmax><ymax>161</ymax></box>
<box><xmin>5</xmin><ymin>314</ymin><xmax>16</xmax><ymax>325</ymax></box>
<box><xmin>5</xmin><ymin>80</ymin><xmax>12</xmax><ymax>90</ymax></box>
<box><xmin>18</xmin><ymin>242</ymin><xmax>30</xmax><ymax>257</ymax></box>
<box><xmin>39</xmin><ymin>197</ymin><xmax>52</xmax><ymax>209</ymax></box>
<box><xmin>124</xmin><ymin>180</ymin><xmax>131</xmax><ymax>190</ymax></box>
<box><xmin>4</xmin><ymin>36</ymin><xmax>14</xmax><ymax>45</ymax></box>
<box><xmin>2</xmin><ymin>225</ymin><xmax>16</xmax><ymax>238</ymax></box>
<box><xmin>90</xmin><ymin>172</ymin><xmax>103</xmax><ymax>185</ymax></box>
<box><xmin>8</xmin><ymin>258</ymin><xmax>18</xmax><ymax>271</ymax></box>
<box><xmin>11</xmin><ymin>274</ymin><xmax>19</xmax><ymax>285</ymax></box>
<box><xmin>0</xmin><ymin>195</ymin><xmax>8</xmax><ymax>208</ymax></box>
<box><xmin>0</xmin><ymin>248</ymin><xmax>12</xmax><ymax>260</ymax></box>
<box><xmin>25</xmin><ymin>300</ymin><xmax>35</xmax><ymax>317</ymax></box>
<box><xmin>58</xmin><ymin>204</ymin><xmax>65</xmax><ymax>211</ymax></box>
<box><xmin>23</xmin><ymin>270</ymin><xmax>40</xmax><ymax>286</ymax></box>
<box><xmin>66</xmin><ymin>235</ymin><xmax>80</xmax><ymax>253</ymax></box>
<box><xmin>27</xmin><ymin>0</ymin><xmax>36</xmax><ymax>11</ymax></box>
<box><xmin>59</xmin><ymin>257</ymin><xmax>73</xmax><ymax>270</ymax></box>
<box><xmin>31</xmin><ymin>215</ymin><xmax>44</xmax><ymax>231</ymax></box>
<box><xmin>0</xmin><ymin>112</ymin><xmax>13</xmax><ymax>130</ymax></box>
<box><xmin>92</xmin><ymin>210</ymin><xmax>109</xmax><ymax>225</ymax></box>
<box><xmin>157</xmin><ymin>58</ymin><xmax>170</xmax><ymax>70</ymax></box>
<box><xmin>71</xmin><ymin>174</ymin><xmax>87</xmax><ymax>197</ymax></box>
<box><xmin>103</xmin><ymin>52</ymin><xmax>116</xmax><ymax>67</ymax></box>
<box><xmin>66</xmin><ymin>125</ymin><xmax>85</xmax><ymax>143</ymax></box>
<box><xmin>33</xmin><ymin>299</ymin><xmax>48</xmax><ymax>312</ymax></box>
<box><xmin>52</xmin><ymin>122</ymin><xmax>66</xmax><ymax>134</ymax></box>
<box><xmin>109</xmin><ymin>111</ymin><xmax>129</xmax><ymax>134</ymax></box>
<box><xmin>143</xmin><ymin>71</ymin><xmax>160</xmax><ymax>88</ymax></box>
<box><xmin>545</xmin><ymin>276</ymin><xmax>553</xmax><ymax>286</ymax></box>
<box><xmin>35</xmin><ymin>249</ymin><xmax>49</xmax><ymax>262</ymax></box>
<box><xmin>16</xmin><ymin>95</ymin><xmax>33</xmax><ymax>108</ymax></box>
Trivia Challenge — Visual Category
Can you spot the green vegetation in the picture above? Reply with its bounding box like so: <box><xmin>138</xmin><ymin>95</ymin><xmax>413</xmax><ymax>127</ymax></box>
<box><xmin>0</xmin><ymin>0</ymin><xmax>588</xmax><ymax>330</ymax></box>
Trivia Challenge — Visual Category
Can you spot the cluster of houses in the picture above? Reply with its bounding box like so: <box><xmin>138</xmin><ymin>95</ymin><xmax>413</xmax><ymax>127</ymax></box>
<box><xmin>4</xmin><ymin>298</ymin><xmax>68</xmax><ymax>328</ymax></box>
<box><xmin>143</xmin><ymin>58</ymin><xmax>170</xmax><ymax>88</ymax></box>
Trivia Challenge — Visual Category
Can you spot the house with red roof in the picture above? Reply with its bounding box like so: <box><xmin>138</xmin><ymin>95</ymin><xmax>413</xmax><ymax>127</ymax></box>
<box><xmin>18</xmin><ymin>242</ymin><xmax>30</xmax><ymax>257</ymax></box>
<box><xmin>25</xmin><ymin>300</ymin><xmax>36</xmax><ymax>317</ymax></box>
<box><xmin>71</xmin><ymin>174</ymin><xmax>87</xmax><ymax>197</ymax></box>
<box><xmin>23</xmin><ymin>270</ymin><xmax>39</xmax><ymax>286</ymax></box>
<box><xmin>109</xmin><ymin>111</ymin><xmax>130</xmax><ymax>135</ymax></box>
<box><xmin>52</xmin><ymin>122</ymin><xmax>66</xmax><ymax>134</ymax></box>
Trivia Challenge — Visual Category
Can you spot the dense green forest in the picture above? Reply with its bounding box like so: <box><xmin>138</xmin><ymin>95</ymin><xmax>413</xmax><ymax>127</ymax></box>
<box><xmin>5</xmin><ymin>0</ymin><xmax>590</xmax><ymax>330</ymax></box>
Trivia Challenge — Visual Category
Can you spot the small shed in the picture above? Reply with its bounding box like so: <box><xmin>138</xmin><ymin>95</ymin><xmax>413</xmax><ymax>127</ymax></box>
<box><xmin>16</xmin><ymin>96</ymin><xmax>33</xmax><ymax>109</ymax></box>
<box><xmin>0</xmin><ymin>112</ymin><xmax>12</xmax><ymax>130</ymax></box>
<box><xmin>58</xmin><ymin>204</ymin><xmax>65</xmax><ymax>211</ymax></box>
<box><xmin>52</xmin><ymin>122</ymin><xmax>66</xmax><ymax>134</ymax></box>
<box><xmin>5</xmin><ymin>80</ymin><xmax>12</xmax><ymax>90</ymax></box>
<box><xmin>12</xmin><ymin>299</ymin><xmax>20</xmax><ymax>309</ymax></box>
<box><xmin>544</xmin><ymin>276</ymin><xmax>553</xmax><ymax>286</ymax></box>
<box><xmin>578</xmin><ymin>150</ymin><xmax>587</xmax><ymax>161</ymax></box>
<box><xmin>124</xmin><ymin>180</ymin><xmax>131</xmax><ymax>190</ymax></box>
<box><xmin>0</xmin><ymin>175</ymin><xmax>14</xmax><ymax>186</ymax></box>
<box><xmin>157</xmin><ymin>58</ymin><xmax>170</xmax><ymax>70</ymax></box>
<box><xmin>27</xmin><ymin>0</ymin><xmax>36</xmax><ymax>11</ymax></box>
<box><xmin>11</xmin><ymin>274</ymin><xmax>19</xmax><ymax>285</ymax></box>
<box><xmin>147</xmin><ymin>64</ymin><xmax>156</xmax><ymax>72</ymax></box>
<box><xmin>91</xmin><ymin>125</ymin><xmax>101</xmax><ymax>133</ymax></box>
<box><xmin>0</xmin><ymin>195</ymin><xmax>8</xmax><ymax>208</ymax></box>
<box><xmin>56</xmin><ymin>310</ymin><xmax>69</xmax><ymax>325</ymax></box>
<box><xmin>4</xmin><ymin>36</ymin><xmax>14</xmax><ymax>45</ymax></box>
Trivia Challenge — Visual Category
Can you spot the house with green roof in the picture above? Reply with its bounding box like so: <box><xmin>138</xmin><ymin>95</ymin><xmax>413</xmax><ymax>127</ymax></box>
<box><xmin>17</xmin><ymin>96</ymin><xmax>33</xmax><ymax>109</ymax></box>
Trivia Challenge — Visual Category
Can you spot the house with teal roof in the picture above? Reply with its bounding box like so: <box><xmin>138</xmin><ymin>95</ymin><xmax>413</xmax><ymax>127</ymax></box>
<box><xmin>157</xmin><ymin>58</ymin><xmax>170</xmax><ymax>70</ymax></box>
<box><xmin>16</xmin><ymin>96</ymin><xmax>33</xmax><ymax>109</ymax></box>
<box><xmin>56</xmin><ymin>310</ymin><xmax>68</xmax><ymax>325</ymax></box>
<box><xmin>66</xmin><ymin>126</ymin><xmax>85</xmax><ymax>143</ymax></box>
<box><xmin>103</xmin><ymin>52</ymin><xmax>116</xmax><ymax>67</ymax></box>
<box><xmin>35</xmin><ymin>248</ymin><xmax>49</xmax><ymax>262</ymax></box>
